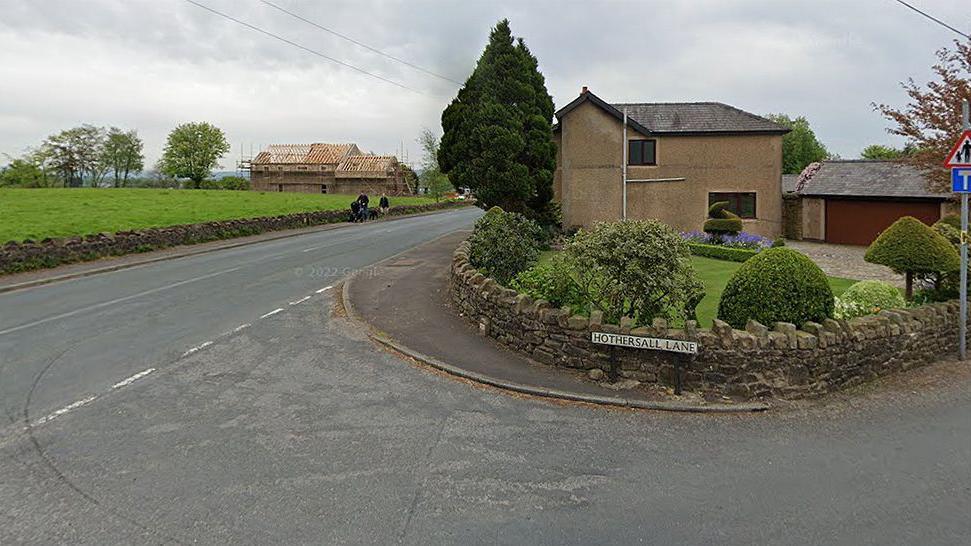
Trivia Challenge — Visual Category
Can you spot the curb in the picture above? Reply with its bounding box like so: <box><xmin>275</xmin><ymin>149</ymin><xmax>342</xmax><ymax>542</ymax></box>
<box><xmin>340</xmin><ymin>259</ymin><xmax>769</xmax><ymax>414</ymax></box>
<box><xmin>0</xmin><ymin>206</ymin><xmax>471</xmax><ymax>295</ymax></box>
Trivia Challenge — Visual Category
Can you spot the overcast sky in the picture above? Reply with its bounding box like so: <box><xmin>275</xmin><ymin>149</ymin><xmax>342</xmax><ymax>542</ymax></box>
<box><xmin>0</xmin><ymin>0</ymin><xmax>967</xmax><ymax>170</ymax></box>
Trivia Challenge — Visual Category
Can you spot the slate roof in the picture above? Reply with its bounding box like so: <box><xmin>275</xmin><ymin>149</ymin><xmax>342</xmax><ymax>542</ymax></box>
<box><xmin>796</xmin><ymin>160</ymin><xmax>948</xmax><ymax>199</ymax></box>
<box><xmin>252</xmin><ymin>143</ymin><xmax>357</xmax><ymax>165</ymax></box>
<box><xmin>782</xmin><ymin>174</ymin><xmax>800</xmax><ymax>194</ymax></box>
<box><xmin>555</xmin><ymin>89</ymin><xmax>789</xmax><ymax>135</ymax></box>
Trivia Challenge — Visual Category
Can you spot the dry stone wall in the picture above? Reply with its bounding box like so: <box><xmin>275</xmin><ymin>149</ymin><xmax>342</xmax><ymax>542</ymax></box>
<box><xmin>1</xmin><ymin>201</ymin><xmax>470</xmax><ymax>275</ymax></box>
<box><xmin>450</xmin><ymin>240</ymin><xmax>959</xmax><ymax>399</ymax></box>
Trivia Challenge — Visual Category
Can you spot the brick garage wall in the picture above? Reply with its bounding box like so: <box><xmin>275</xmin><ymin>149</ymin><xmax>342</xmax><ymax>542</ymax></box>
<box><xmin>0</xmin><ymin>201</ymin><xmax>470</xmax><ymax>275</ymax></box>
<box><xmin>450</xmin><ymin>240</ymin><xmax>959</xmax><ymax>399</ymax></box>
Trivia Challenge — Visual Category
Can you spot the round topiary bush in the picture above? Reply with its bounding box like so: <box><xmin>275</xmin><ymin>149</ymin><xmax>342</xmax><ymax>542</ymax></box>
<box><xmin>717</xmin><ymin>247</ymin><xmax>834</xmax><ymax>328</ymax></box>
<box><xmin>833</xmin><ymin>280</ymin><xmax>906</xmax><ymax>319</ymax></box>
<box><xmin>864</xmin><ymin>216</ymin><xmax>959</xmax><ymax>298</ymax></box>
<box><xmin>468</xmin><ymin>206</ymin><xmax>543</xmax><ymax>285</ymax></box>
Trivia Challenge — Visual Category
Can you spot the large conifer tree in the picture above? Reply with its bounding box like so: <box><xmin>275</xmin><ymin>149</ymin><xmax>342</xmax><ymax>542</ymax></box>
<box><xmin>439</xmin><ymin>20</ymin><xmax>557</xmax><ymax>224</ymax></box>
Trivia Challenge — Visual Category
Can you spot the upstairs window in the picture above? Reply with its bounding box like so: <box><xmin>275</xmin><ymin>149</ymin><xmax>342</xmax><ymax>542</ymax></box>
<box><xmin>628</xmin><ymin>139</ymin><xmax>657</xmax><ymax>165</ymax></box>
<box><xmin>708</xmin><ymin>192</ymin><xmax>756</xmax><ymax>219</ymax></box>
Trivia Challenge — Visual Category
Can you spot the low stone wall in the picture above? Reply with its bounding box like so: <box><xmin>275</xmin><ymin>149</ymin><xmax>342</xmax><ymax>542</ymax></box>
<box><xmin>450</xmin><ymin>240</ymin><xmax>959</xmax><ymax>399</ymax></box>
<box><xmin>1</xmin><ymin>201</ymin><xmax>471</xmax><ymax>275</ymax></box>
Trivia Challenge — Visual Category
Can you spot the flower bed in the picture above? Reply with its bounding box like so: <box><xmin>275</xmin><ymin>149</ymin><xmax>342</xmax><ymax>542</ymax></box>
<box><xmin>681</xmin><ymin>231</ymin><xmax>773</xmax><ymax>262</ymax></box>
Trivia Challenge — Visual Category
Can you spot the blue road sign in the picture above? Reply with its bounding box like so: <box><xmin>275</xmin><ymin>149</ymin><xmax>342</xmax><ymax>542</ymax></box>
<box><xmin>953</xmin><ymin>168</ymin><xmax>971</xmax><ymax>193</ymax></box>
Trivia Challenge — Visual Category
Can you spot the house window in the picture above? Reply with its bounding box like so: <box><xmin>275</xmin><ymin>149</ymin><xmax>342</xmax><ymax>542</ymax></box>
<box><xmin>320</xmin><ymin>185</ymin><xmax>327</xmax><ymax>194</ymax></box>
<box><xmin>278</xmin><ymin>184</ymin><xmax>284</xmax><ymax>192</ymax></box>
<box><xmin>628</xmin><ymin>139</ymin><xmax>657</xmax><ymax>165</ymax></box>
<box><xmin>708</xmin><ymin>192</ymin><xmax>756</xmax><ymax>219</ymax></box>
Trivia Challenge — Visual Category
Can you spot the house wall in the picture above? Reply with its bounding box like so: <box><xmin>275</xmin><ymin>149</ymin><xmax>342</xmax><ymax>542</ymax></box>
<box><xmin>251</xmin><ymin>169</ymin><xmax>407</xmax><ymax>195</ymax></box>
<box><xmin>801</xmin><ymin>197</ymin><xmax>826</xmax><ymax>240</ymax></box>
<box><xmin>556</xmin><ymin>100</ymin><xmax>784</xmax><ymax>237</ymax></box>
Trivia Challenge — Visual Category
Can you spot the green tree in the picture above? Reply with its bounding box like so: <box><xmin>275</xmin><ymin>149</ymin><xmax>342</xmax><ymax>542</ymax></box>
<box><xmin>860</xmin><ymin>144</ymin><xmax>915</xmax><ymax>160</ymax></box>
<box><xmin>875</xmin><ymin>40</ymin><xmax>971</xmax><ymax>192</ymax></box>
<box><xmin>103</xmin><ymin>128</ymin><xmax>144</xmax><ymax>187</ymax></box>
<box><xmin>40</xmin><ymin>125</ymin><xmax>106</xmax><ymax>187</ymax></box>
<box><xmin>159</xmin><ymin>122</ymin><xmax>230</xmax><ymax>187</ymax></box>
<box><xmin>417</xmin><ymin>128</ymin><xmax>453</xmax><ymax>202</ymax></box>
<box><xmin>766</xmin><ymin>114</ymin><xmax>830</xmax><ymax>174</ymax></box>
<box><xmin>0</xmin><ymin>156</ymin><xmax>48</xmax><ymax>187</ymax></box>
<box><xmin>439</xmin><ymin>19</ymin><xmax>557</xmax><ymax>224</ymax></box>
<box><xmin>865</xmin><ymin>216</ymin><xmax>959</xmax><ymax>298</ymax></box>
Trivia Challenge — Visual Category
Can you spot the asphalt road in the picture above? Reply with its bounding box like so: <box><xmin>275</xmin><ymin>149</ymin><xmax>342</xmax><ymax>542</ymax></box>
<box><xmin>1</xmin><ymin>207</ymin><xmax>970</xmax><ymax>545</ymax></box>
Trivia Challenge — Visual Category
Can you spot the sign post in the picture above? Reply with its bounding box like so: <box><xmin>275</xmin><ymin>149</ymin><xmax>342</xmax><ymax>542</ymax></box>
<box><xmin>944</xmin><ymin>101</ymin><xmax>971</xmax><ymax>360</ymax></box>
<box><xmin>591</xmin><ymin>332</ymin><xmax>699</xmax><ymax>394</ymax></box>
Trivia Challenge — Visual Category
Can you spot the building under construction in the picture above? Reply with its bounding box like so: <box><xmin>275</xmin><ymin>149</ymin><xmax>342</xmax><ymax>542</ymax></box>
<box><xmin>249</xmin><ymin>143</ymin><xmax>411</xmax><ymax>195</ymax></box>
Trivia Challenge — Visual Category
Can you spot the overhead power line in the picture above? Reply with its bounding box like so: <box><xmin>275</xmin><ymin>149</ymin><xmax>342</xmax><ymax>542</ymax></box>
<box><xmin>184</xmin><ymin>0</ymin><xmax>421</xmax><ymax>93</ymax></box>
<box><xmin>892</xmin><ymin>0</ymin><xmax>970</xmax><ymax>40</ymax></box>
<box><xmin>260</xmin><ymin>0</ymin><xmax>463</xmax><ymax>85</ymax></box>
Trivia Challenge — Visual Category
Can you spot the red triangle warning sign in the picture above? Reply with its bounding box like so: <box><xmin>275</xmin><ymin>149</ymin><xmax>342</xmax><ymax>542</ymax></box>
<box><xmin>945</xmin><ymin>130</ymin><xmax>971</xmax><ymax>167</ymax></box>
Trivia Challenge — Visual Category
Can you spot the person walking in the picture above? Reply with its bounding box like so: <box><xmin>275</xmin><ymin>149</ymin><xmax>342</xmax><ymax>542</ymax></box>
<box><xmin>379</xmin><ymin>194</ymin><xmax>390</xmax><ymax>215</ymax></box>
<box><xmin>357</xmin><ymin>192</ymin><xmax>369</xmax><ymax>222</ymax></box>
<box><xmin>349</xmin><ymin>200</ymin><xmax>361</xmax><ymax>222</ymax></box>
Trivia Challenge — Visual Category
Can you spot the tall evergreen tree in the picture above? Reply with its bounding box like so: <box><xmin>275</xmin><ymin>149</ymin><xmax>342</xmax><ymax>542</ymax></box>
<box><xmin>439</xmin><ymin>20</ymin><xmax>557</xmax><ymax>224</ymax></box>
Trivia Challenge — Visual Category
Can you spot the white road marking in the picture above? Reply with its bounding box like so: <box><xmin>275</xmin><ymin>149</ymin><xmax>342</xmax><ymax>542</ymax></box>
<box><xmin>315</xmin><ymin>285</ymin><xmax>334</xmax><ymax>293</ymax></box>
<box><xmin>0</xmin><ymin>266</ymin><xmax>242</xmax><ymax>337</ymax></box>
<box><xmin>260</xmin><ymin>308</ymin><xmax>284</xmax><ymax>319</ymax></box>
<box><xmin>233</xmin><ymin>323</ymin><xmax>251</xmax><ymax>332</ymax></box>
<box><xmin>111</xmin><ymin>368</ymin><xmax>155</xmax><ymax>389</ymax></box>
<box><xmin>289</xmin><ymin>295</ymin><xmax>311</xmax><ymax>305</ymax></box>
<box><xmin>32</xmin><ymin>395</ymin><xmax>98</xmax><ymax>426</ymax></box>
<box><xmin>181</xmin><ymin>340</ymin><xmax>213</xmax><ymax>357</ymax></box>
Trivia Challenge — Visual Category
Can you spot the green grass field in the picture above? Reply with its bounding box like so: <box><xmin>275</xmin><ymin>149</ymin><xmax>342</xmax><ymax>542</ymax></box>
<box><xmin>538</xmin><ymin>251</ymin><xmax>856</xmax><ymax>327</ymax></box>
<box><xmin>0</xmin><ymin>188</ymin><xmax>436</xmax><ymax>242</ymax></box>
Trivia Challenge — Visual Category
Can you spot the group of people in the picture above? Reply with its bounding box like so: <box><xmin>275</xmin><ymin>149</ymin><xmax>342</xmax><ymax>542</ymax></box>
<box><xmin>349</xmin><ymin>192</ymin><xmax>390</xmax><ymax>223</ymax></box>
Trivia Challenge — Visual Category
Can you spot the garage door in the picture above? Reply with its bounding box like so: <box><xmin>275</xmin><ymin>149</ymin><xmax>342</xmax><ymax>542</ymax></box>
<box><xmin>825</xmin><ymin>199</ymin><xmax>941</xmax><ymax>246</ymax></box>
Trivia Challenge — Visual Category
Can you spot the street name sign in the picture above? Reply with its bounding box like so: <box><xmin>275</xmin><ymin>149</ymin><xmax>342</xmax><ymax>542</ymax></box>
<box><xmin>591</xmin><ymin>332</ymin><xmax>698</xmax><ymax>354</ymax></box>
<box><xmin>944</xmin><ymin>129</ymin><xmax>971</xmax><ymax>168</ymax></box>
<box><xmin>953</xmin><ymin>168</ymin><xmax>971</xmax><ymax>193</ymax></box>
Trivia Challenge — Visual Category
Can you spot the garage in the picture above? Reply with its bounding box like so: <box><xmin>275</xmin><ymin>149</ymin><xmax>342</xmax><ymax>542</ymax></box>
<box><xmin>825</xmin><ymin>198</ymin><xmax>942</xmax><ymax>246</ymax></box>
<box><xmin>790</xmin><ymin>160</ymin><xmax>949</xmax><ymax>246</ymax></box>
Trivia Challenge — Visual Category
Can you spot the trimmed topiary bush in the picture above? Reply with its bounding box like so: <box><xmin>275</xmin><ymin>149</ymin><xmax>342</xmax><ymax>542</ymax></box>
<box><xmin>687</xmin><ymin>242</ymin><xmax>758</xmax><ymax>262</ymax></box>
<box><xmin>468</xmin><ymin>206</ymin><xmax>543</xmax><ymax>285</ymax></box>
<box><xmin>566</xmin><ymin>219</ymin><xmax>704</xmax><ymax>325</ymax></box>
<box><xmin>833</xmin><ymin>280</ymin><xmax>906</xmax><ymax>319</ymax></box>
<box><xmin>864</xmin><ymin>216</ymin><xmax>959</xmax><ymax>298</ymax></box>
<box><xmin>703</xmin><ymin>201</ymin><xmax>743</xmax><ymax>240</ymax></box>
<box><xmin>938</xmin><ymin>213</ymin><xmax>961</xmax><ymax>231</ymax></box>
<box><xmin>717</xmin><ymin>247</ymin><xmax>834</xmax><ymax>328</ymax></box>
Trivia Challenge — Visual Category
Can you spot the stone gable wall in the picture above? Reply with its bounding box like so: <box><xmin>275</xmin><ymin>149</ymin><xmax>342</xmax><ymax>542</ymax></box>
<box><xmin>450</xmin><ymin>240</ymin><xmax>958</xmax><ymax>399</ymax></box>
<box><xmin>1</xmin><ymin>201</ymin><xmax>470</xmax><ymax>275</ymax></box>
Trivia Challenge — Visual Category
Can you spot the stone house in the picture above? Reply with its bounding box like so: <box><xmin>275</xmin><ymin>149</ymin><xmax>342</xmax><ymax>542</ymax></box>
<box><xmin>553</xmin><ymin>88</ymin><xmax>790</xmax><ymax>238</ymax></box>
<box><xmin>250</xmin><ymin>143</ymin><xmax>410</xmax><ymax>195</ymax></box>
<box><xmin>784</xmin><ymin>160</ymin><xmax>950</xmax><ymax>245</ymax></box>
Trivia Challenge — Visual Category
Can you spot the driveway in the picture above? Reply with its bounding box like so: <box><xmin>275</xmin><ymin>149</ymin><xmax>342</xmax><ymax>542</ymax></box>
<box><xmin>786</xmin><ymin>240</ymin><xmax>903</xmax><ymax>286</ymax></box>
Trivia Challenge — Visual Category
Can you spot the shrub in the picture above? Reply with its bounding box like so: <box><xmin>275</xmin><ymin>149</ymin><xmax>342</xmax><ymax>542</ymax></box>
<box><xmin>566</xmin><ymin>219</ymin><xmax>704</xmax><ymax>325</ymax></box>
<box><xmin>717</xmin><ymin>247</ymin><xmax>834</xmax><ymax>328</ymax></box>
<box><xmin>864</xmin><ymin>216</ymin><xmax>959</xmax><ymax>298</ymax></box>
<box><xmin>509</xmin><ymin>254</ymin><xmax>583</xmax><ymax>311</ymax></box>
<box><xmin>772</xmin><ymin>237</ymin><xmax>786</xmax><ymax>247</ymax></box>
<box><xmin>833</xmin><ymin>280</ymin><xmax>906</xmax><ymax>319</ymax></box>
<box><xmin>199</xmin><ymin>176</ymin><xmax>250</xmax><ymax>190</ymax></box>
<box><xmin>687</xmin><ymin>243</ymin><xmax>757</xmax><ymax>262</ymax></box>
<box><xmin>938</xmin><ymin>213</ymin><xmax>961</xmax><ymax>231</ymax></box>
<box><xmin>468</xmin><ymin>206</ymin><xmax>543</xmax><ymax>285</ymax></box>
<box><xmin>703</xmin><ymin>201</ymin><xmax>743</xmax><ymax>239</ymax></box>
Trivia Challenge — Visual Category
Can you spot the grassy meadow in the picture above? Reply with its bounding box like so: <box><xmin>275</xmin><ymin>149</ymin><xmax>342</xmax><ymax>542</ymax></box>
<box><xmin>0</xmin><ymin>188</ymin><xmax>436</xmax><ymax>243</ymax></box>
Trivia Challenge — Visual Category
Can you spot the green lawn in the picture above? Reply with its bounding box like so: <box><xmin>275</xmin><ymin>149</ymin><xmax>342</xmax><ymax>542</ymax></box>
<box><xmin>538</xmin><ymin>251</ymin><xmax>856</xmax><ymax>327</ymax></box>
<box><xmin>0</xmin><ymin>188</ymin><xmax>436</xmax><ymax>242</ymax></box>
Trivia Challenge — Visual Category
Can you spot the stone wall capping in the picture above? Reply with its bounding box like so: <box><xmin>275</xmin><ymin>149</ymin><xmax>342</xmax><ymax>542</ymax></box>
<box><xmin>589</xmin><ymin>310</ymin><xmax>604</xmax><ymax>327</ymax></box>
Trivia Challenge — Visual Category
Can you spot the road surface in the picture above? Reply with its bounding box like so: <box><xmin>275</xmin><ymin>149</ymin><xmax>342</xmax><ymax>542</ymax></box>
<box><xmin>1</xmin><ymin>207</ymin><xmax>969</xmax><ymax>544</ymax></box>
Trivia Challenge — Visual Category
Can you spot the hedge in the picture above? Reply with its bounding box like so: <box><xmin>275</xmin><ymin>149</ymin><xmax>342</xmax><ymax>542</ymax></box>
<box><xmin>688</xmin><ymin>242</ymin><xmax>758</xmax><ymax>262</ymax></box>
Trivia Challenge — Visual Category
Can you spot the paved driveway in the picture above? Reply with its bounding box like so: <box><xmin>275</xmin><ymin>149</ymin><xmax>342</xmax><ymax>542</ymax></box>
<box><xmin>786</xmin><ymin>240</ymin><xmax>903</xmax><ymax>286</ymax></box>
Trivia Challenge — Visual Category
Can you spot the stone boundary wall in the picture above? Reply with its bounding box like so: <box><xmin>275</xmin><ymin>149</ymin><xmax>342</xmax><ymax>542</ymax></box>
<box><xmin>1</xmin><ymin>201</ymin><xmax>471</xmax><ymax>275</ymax></box>
<box><xmin>450</xmin><ymin>240</ymin><xmax>959</xmax><ymax>399</ymax></box>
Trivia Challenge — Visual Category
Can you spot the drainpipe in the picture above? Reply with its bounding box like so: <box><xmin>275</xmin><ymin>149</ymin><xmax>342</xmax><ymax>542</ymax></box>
<box><xmin>622</xmin><ymin>106</ymin><xmax>628</xmax><ymax>220</ymax></box>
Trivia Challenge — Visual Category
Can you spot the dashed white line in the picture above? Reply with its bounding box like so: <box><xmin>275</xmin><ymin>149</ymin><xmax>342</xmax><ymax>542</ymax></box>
<box><xmin>181</xmin><ymin>340</ymin><xmax>213</xmax><ymax>357</ymax></box>
<box><xmin>315</xmin><ymin>285</ymin><xmax>334</xmax><ymax>293</ymax></box>
<box><xmin>290</xmin><ymin>295</ymin><xmax>312</xmax><ymax>305</ymax></box>
<box><xmin>233</xmin><ymin>323</ymin><xmax>251</xmax><ymax>332</ymax></box>
<box><xmin>32</xmin><ymin>395</ymin><xmax>98</xmax><ymax>426</ymax></box>
<box><xmin>111</xmin><ymin>368</ymin><xmax>155</xmax><ymax>389</ymax></box>
<box><xmin>260</xmin><ymin>308</ymin><xmax>284</xmax><ymax>319</ymax></box>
